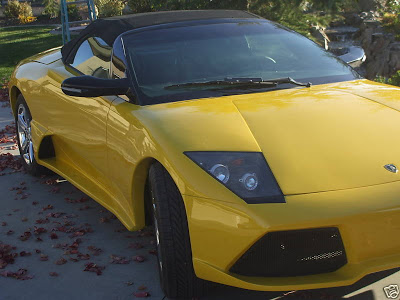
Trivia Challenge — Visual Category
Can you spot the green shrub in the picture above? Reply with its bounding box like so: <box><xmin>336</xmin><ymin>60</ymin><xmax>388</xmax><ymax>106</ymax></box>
<box><xmin>4</xmin><ymin>0</ymin><xmax>33</xmax><ymax>19</ymax></box>
<box><xmin>381</xmin><ymin>12</ymin><xmax>400</xmax><ymax>41</ymax></box>
<box><xmin>376</xmin><ymin>71</ymin><xmax>400</xmax><ymax>86</ymax></box>
<box><xmin>4</xmin><ymin>0</ymin><xmax>21</xmax><ymax>18</ymax></box>
<box><xmin>126</xmin><ymin>0</ymin><xmax>356</xmax><ymax>37</ymax></box>
<box><xmin>67</xmin><ymin>2</ymin><xmax>81</xmax><ymax>21</ymax></box>
<box><xmin>95</xmin><ymin>0</ymin><xmax>125</xmax><ymax>17</ymax></box>
<box><xmin>126</xmin><ymin>0</ymin><xmax>152</xmax><ymax>13</ymax></box>
<box><xmin>42</xmin><ymin>0</ymin><xmax>59</xmax><ymax>18</ymax></box>
<box><xmin>126</xmin><ymin>0</ymin><xmax>248</xmax><ymax>13</ymax></box>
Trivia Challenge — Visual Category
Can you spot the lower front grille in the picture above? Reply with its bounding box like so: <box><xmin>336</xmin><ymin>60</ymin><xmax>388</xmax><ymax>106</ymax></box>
<box><xmin>230</xmin><ymin>227</ymin><xmax>347</xmax><ymax>277</ymax></box>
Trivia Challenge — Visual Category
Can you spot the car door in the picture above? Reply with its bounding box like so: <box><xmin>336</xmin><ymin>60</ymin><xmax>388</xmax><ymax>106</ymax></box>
<box><xmin>44</xmin><ymin>37</ymin><xmax>117</xmax><ymax>195</ymax></box>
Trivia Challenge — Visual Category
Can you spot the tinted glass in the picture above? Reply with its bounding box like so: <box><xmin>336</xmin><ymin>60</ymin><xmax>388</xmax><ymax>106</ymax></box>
<box><xmin>111</xmin><ymin>37</ymin><xmax>127</xmax><ymax>79</ymax></box>
<box><xmin>123</xmin><ymin>21</ymin><xmax>360</xmax><ymax>105</ymax></box>
<box><xmin>71</xmin><ymin>37</ymin><xmax>112</xmax><ymax>78</ymax></box>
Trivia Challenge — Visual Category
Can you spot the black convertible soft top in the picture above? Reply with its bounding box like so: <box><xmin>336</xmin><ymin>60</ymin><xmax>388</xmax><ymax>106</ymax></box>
<box><xmin>61</xmin><ymin>10</ymin><xmax>261</xmax><ymax>63</ymax></box>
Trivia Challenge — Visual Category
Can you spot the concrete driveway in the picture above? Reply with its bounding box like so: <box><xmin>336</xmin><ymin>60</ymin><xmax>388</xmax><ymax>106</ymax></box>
<box><xmin>0</xmin><ymin>98</ymin><xmax>399</xmax><ymax>300</ymax></box>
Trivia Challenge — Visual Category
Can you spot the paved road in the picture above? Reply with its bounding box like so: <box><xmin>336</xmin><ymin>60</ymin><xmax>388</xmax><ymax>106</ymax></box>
<box><xmin>0</xmin><ymin>99</ymin><xmax>399</xmax><ymax>300</ymax></box>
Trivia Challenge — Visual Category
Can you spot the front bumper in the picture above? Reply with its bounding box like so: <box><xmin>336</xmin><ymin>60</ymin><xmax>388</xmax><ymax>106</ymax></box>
<box><xmin>184</xmin><ymin>180</ymin><xmax>400</xmax><ymax>291</ymax></box>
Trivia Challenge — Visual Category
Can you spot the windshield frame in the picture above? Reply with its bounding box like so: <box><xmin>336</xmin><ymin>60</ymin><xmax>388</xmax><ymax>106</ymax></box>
<box><xmin>119</xmin><ymin>18</ymin><xmax>362</xmax><ymax>106</ymax></box>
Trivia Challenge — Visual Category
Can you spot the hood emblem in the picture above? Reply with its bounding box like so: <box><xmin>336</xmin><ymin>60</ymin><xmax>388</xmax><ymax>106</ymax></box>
<box><xmin>384</xmin><ymin>164</ymin><xmax>398</xmax><ymax>173</ymax></box>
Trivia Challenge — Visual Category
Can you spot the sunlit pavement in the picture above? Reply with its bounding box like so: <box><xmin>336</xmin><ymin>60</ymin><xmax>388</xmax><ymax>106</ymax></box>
<box><xmin>0</xmin><ymin>101</ymin><xmax>399</xmax><ymax>300</ymax></box>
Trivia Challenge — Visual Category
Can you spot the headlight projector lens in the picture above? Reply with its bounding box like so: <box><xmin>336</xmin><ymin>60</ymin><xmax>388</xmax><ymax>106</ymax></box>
<box><xmin>209</xmin><ymin>164</ymin><xmax>230</xmax><ymax>183</ymax></box>
<box><xmin>240</xmin><ymin>173</ymin><xmax>258</xmax><ymax>190</ymax></box>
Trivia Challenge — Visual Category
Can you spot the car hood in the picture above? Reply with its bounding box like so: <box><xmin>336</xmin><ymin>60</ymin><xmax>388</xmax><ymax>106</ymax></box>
<box><xmin>19</xmin><ymin>47</ymin><xmax>62</xmax><ymax>66</ymax></box>
<box><xmin>143</xmin><ymin>79</ymin><xmax>400</xmax><ymax>195</ymax></box>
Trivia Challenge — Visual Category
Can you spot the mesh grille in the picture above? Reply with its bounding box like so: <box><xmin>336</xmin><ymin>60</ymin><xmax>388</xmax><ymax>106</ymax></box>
<box><xmin>230</xmin><ymin>227</ymin><xmax>347</xmax><ymax>277</ymax></box>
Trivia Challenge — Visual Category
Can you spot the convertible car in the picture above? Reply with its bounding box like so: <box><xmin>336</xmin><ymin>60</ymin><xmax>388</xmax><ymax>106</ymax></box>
<box><xmin>8</xmin><ymin>9</ymin><xmax>400</xmax><ymax>299</ymax></box>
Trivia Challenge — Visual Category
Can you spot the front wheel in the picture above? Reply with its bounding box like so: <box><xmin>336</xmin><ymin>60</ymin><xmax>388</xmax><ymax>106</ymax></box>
<box><xmin>15</xmin><ymin>94</ymin><xmax>47</xmax><ymax>176</ymax></box>
<box><xmin>148</xmin><ymin>162</ymin><xmax>208</xmax><ymax>299</ymax></box>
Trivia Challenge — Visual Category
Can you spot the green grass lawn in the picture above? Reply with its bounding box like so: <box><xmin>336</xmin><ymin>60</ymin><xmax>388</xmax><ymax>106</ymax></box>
<box><xmin>0</xmin><ymin>26</ymin><xmax>62</xmax><ymax>80</ymax></box>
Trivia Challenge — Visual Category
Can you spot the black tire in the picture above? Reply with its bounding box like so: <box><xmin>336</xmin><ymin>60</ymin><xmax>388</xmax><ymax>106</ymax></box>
<box><xmin>148</xmin><ymin>162</ymin><xmax>208</xmax><ymax>299</ymax></box>
<box><xmin>15</xmin><ymin>94</ymin><xmax>48</xmax><ymax>176</ymax></box>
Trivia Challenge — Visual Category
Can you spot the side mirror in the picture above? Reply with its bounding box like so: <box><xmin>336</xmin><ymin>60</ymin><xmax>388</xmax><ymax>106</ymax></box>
<box><xmin>62</xmin><ymin>75</ymin><xmax>130</xmax><ymax>97</ymax></box>
<box><xmin>338</xmin><ymin>46</ymin><xmax>366</xmax><ymax>68</ymax></box>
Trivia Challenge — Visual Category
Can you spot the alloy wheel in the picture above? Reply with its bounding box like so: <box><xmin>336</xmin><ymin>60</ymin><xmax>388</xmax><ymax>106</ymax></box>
<box><xmin>17</xmin><ymin>104</ymin><xmax>34</xmax><ymax>165</ymax></box>
<box><xmin>150</xmin><ymin>187</ymin><xmax>164</xmax><ymax>278</ymax></box>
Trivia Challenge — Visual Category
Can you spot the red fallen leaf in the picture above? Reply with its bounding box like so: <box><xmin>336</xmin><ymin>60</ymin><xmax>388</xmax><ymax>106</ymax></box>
<box><xmin>32</xmin><ymin>201</ymin><xmax>38</xmax><ymax>205</ymax></box>
<box><xmin>128</xmin><ymin>243</ymin><xmax>144</xmax><ymax>250</ymax></box>
<box><xmin>43</xmin><ymin>178</ymin><xmax>57</xmax><ymax>185</ymax></box>
<box><xmin>42</xmin><ymin>205</ymin><xmax>54</xmax><ymax>211</ymax></box>
<box><xmin>63</xmin><ymin>214</ymin><xmax>78</xmax><ymax>219</ymax></box>
<box><xmin>33</xmin><ymin>227</ymin><xmax>47</xmax><ymax>235</ymax></box>
<box><xmin>55</xmin><ymin>257</ymin><xmax>67</xmax><ymax>265</ymax></box>
<box><xmin>77</xmin><ymin>253</ymin><xmax>90</xmax><ymax>260</ymax></box>
<box><xmin>0</xmin><ymin>260</ymin><xmax>7</xmax><ymax>269</ymax></box>
<box><xmin>99</xmin><ymin>217</ymin><xmax>109</xmax><ymax>223</ymax></box>
<box><xmin>87</xmin><ymin>246</ymin><xmax>102</xmax><ymax>256</ymax></box>
<box><xmin>46</xmin><ymin>212</ymin><xmax>64</xmax><ymax>218</ymax></box>
<box><xmin>133</xmin><ymin>292</ymin><xmax>150</xmax><ymax>298</ymax></box>
<box><xmin>56</xmin><ymin>226</ymin><xmax>67</xmax><ymax>232</ymax></box>
<box><xmin>35</xmin><ymin>249</ymin><xmax>41</xmax><ymax>254</ymax></box>
<box><xmin>1</xmin><ymin>269</ymin><xmax>33</xmax><ymax>280</ymax></box>
<box><xmin>50</xmin><ymin>233</ymin><xmax>58</xmax><ymax>240</ymax></box>
<box><xmin>6</xmin><ymin>230</ymin><xmax>14</xmax><ymax>235</ymax></box>
<box><xmin>40</xmin><ymin>254</ymin><xmax>48</xmax><ymax>261</ymax></box>
<box><xmin>65</xmin><ymin>196</ymin><xmax>89</xmax><ymax>204</ymax></box>
<box><xmin>69</xmin><ymin>257</ymin><xmax>79</xmax><ymax>262</ymax></box>
<box><xmin>35</xmin><ymin>218</ymin><xmax>49</xmax><ymax>224</ymax></box>
<box><xmin>49</xmin><ymin>272</ymin><xmax>58</xmax><ymax>277</ymax></box>
<box><xmin>133</xmin><ymin>255</ymin><xmax>145</xmax><ymax>263</ymax></box>
<box><xmin>79</xmin><ymin>205</ymin><xmax>92</xmax><ymax>211</ymax></box>
<box><xmin>69</xmin><ymin>239</ymin><xmax>82</xmax><ymax>248</ymax></box>
<box><xmin>13</xmin><ymin>208</ymin><xmax>20</xmax><ymax>212</ymax></box>
<box><xmin>0</xmin><ymin>153</ymin><xmax>23</xmax><ymax>172</ymax></box>
<box><xmin>148</xmin><ymin>249</ymin><xmax>157</xmax><ymax>256</ymax></box>
<box><xmin>71</xmin><ymin>230</ymin><xmax>85</xmax><ymax>237</ymax></box>
<box><xmin>0</xmin><ymin>243</ymin><xmax>18</xmax><ymax>269</ymax></box>
<box><xmin>1</xmin><ymin>222</ymin><xmax>7</xmax><ymax>226</ymax></box>
<box><xmin>83</xmin><ymin>262</ymin><xmax>105</xmax><ymax>275</ymax></box>
<box><xmin>36</xmin><ymin>237</ymin><xmax>43</xmax><ymax>242</ymax></box>
<box><xmin>19</xmin><ymin>231</ymin><xmax>31</xmax><ymax>241</ymax></box>
<box><xmin>50</xmin><ymin>187</ymin><xmax>61</xmax><ymax>194</ymax></box>
<box><xmin>63</xmin><ymin>220</ymin><xmax>75</xmax><ymax>226</ymax></box>
<box><xmin>110</xmin><ymin>254</ymin><xmax>130</xmax><ymax>264</ymax></box>
<box><xmin>19</xmin><ymin>251</ymin><xmax>31</xmax><ymax>257</ymax></box>
<box><xmin>53</xmin><ymin>243</ymin><xmax>68</xmax><ymax>249</ymax></box>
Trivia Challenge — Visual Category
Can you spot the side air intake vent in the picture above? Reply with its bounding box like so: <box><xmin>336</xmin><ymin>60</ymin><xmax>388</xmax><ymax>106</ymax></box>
<box><xmin>230</xmin><ymin>227</ymin><xmax>347</xmax><ymax>277</ymax></box>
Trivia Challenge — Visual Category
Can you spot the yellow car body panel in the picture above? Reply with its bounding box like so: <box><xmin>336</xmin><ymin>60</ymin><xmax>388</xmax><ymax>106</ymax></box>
<box><xmin>8</xmin><ymin>48</ymin><xmax>400</xmax><ymax>291</ymax></box>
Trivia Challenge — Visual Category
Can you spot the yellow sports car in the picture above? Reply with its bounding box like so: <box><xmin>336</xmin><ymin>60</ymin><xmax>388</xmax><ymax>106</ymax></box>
<box><xmin>8</xmin><ymin>9</ymin><xmax>400</xmax><ymax>299</ymax></box>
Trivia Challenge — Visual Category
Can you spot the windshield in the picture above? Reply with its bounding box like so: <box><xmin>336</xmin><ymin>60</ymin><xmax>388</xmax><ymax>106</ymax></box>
<box><xmin>123</xmin><ymin>20</ymin><xmax>360</xmax><ymax>105</ymax></box>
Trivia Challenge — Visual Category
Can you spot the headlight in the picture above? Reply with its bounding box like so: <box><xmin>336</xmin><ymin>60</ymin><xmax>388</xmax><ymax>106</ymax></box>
<box><xmin>184</xmin><ymin>152</ymin><xmax>284</xmax><ymax>204</ymax></box>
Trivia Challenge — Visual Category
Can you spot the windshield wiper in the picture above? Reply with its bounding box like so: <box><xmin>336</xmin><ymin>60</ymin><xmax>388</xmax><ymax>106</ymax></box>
<box><xmin>164</xmin><ymin>77</ymin><xmax>312</xmax><ymax>90</ymax></box>
<box><xmin>261</xmin><ymin>77</ymin><xmax>312</xmax><ymax>87</ymax></box>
